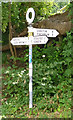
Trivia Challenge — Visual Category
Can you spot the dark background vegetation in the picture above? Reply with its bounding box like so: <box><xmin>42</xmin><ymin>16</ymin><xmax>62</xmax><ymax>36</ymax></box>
<box><xmin>1</xmin><ymin>1</ymin><xmax>73</xmax><ymax>118</ymax></box>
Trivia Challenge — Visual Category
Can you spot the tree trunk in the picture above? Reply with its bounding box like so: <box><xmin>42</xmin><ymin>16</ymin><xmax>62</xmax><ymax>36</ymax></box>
<box><xmin>9</xmin><ymin>1</ymin><xmax>17</xmax><ymax>57</ymax></box>
<box><xmin>9</xmin><ymin>1</ymin><xmax>14</xmax><ymax>56</ymax></box>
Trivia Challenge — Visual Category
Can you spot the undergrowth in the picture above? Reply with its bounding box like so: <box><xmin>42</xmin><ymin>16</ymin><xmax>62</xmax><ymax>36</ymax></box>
<box><xmin>2</xmin><ymin>29</ymin><xmax>73</xmax><ymax>118</ymax></box>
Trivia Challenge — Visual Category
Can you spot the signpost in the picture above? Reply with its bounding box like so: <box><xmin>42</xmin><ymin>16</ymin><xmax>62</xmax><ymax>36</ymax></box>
<box><xmin>10</xmin><ymin>8</ymin><xmax>59</xmax><ymax>108</ymax></box>
<box><xmin>11</xmin><ymin>36</ymin><xmax>48</xmax><ymax>45</ymax></box>
<box><xmin>33</xmin><ymin>28</ymin><xmax>59</xmax><ymax>37</ymax></box>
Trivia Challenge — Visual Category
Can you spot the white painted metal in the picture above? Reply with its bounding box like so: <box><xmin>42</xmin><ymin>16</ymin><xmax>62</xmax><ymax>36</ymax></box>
<box><xmin>29</xmin><ymin>45</ymin><xmax>33</xmax><ymax>108</ymax></box>
<box><xmin>10</xmin><ymin>36</ymin><xmax>48</xmax><ymax>45</ymax></box>
<box><xmin>26</xmin><ymin>8</ymin><xmax>35</xmax><ymax>24</ymax></box>
<box><xmin>33</xmin><ymin>28</ymin><xmax>59</xmax><ymax>37</ymax></box>
<box><xmin>32</xmin><ymin>36</ymin><xmax>48</xmax><ymax>44</ymax></box>
<box><xmin>10</xmin><ymin>37</ymin><xmax>28</xmax><ymax>45</ymax></box>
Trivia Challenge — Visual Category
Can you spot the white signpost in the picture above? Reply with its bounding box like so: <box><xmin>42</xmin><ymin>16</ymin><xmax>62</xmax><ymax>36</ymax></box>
<box><xmin>33</xmin><ymin>28</ymin><xmax>59</xmax><ymax>37</ymax></box>
<box><xmin>10</xmin><ymin>8</ymin><xmax>59</xmax><ymax>108</ymax></box>
<box><xmin>11</xmin><ymin>36</ymin><xmax>48</xmax><ymax>45</ymax></box>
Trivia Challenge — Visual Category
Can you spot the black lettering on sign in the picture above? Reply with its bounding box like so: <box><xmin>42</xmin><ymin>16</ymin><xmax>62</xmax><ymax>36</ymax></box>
<box><xmin>37</xmin><ymin>30</ymin><xmax>47</xmax><ymax>33</ymax></box>
<box><xmin>34</xmin><ymin>40</ymin><xmax>39</xmax><ymax>43</ymax></box>
<box><xmin>47</xmin><ymin>34</ymin><xmax>49</xmax><ymax>37</ymax></box>
<box><xmin>14</xmin><ymin>42</ymin><xmax>18</xmax><ymax>44</ymax></box>
<box><xmin>52</xmin><ymin>31</ymin><xmax>53</xmax><ymax>36</ymax></box>
<box><xmin>37</xmin><ymin>30</ymin><xmax>42</xmax><ymax>32</ymax></box>
<box><xmin>37</xmin><ymin>33</ymin><xmax>46</xmax><ymax>36</ymax></box>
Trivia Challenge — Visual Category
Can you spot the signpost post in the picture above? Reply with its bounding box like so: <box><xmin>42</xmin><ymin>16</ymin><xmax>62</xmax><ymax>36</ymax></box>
<box><xmin>28</xmin><ymin>31</ymin><xmax>33</xmax><ymax>108</ymax></box>
<box><xmin>10</xmin><ymin>8</ymin><xmax>59</xmax><ymax>108</ymax></box>
<box><xmin>26</xmin><ymin>8</ymin><xmax>35</xmax><ymax>108</ymax></box>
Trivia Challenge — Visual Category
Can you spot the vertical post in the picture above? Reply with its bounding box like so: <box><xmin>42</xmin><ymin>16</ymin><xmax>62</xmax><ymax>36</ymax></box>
<box><xmin>28</xmin><ymin>30</ymin><xmax>33</xmax><ymax>108</ymax></box>
<box><xmin>26</xmin><ymin>8</ymin><xmax>35</xmax><ymax>108</ymax></box>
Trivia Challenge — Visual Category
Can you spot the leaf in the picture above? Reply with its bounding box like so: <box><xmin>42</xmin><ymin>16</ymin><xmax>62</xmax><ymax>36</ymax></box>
<box><xmin>65</xmin><ymin>57</ymin><xmax>72</xmax><ymax>63</ymax></box>
<box><xmin>64</xmin><ymin>69</ymin><xmax>71</xmax><ymax>77</ymax></box>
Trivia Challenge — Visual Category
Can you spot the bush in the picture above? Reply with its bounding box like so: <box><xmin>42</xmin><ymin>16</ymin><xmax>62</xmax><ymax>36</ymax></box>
<box><xmin>2</xmin><ymin>29</ymin><xmax>73</xmax><ymax>117</ymax></box>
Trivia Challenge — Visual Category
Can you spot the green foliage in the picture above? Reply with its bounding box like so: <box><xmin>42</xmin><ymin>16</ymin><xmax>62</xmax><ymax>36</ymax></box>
<box><xmin>2</xmin><ymin>29</ymin><xmax>72</xmax><ymax>117</ymax></box>
<box><xmin>2</xmin><ymin>65</ymin><xmax>29</xmax><ymax>116</ymax></box>
<box><xmin>2</xmin><ymin>2</ymin><xmax>9</xmax><ymax>33</ymax></box>
<box><xmin>2</xmin><ymin>1</ymin><xmax>68</xmax><ymax>33</ymax></box>
<box><xmin>2</xmin><ymin>1</ymin><xmax>72</xmax><ymax>118</ymax></box>
<box><xmin>2</xmin><ymin>1</ymin><xmax>69</xmax><ymax>46</ymax></box>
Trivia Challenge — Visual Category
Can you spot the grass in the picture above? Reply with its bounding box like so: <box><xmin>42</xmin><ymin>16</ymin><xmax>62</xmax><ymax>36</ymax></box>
<box><xmin>2</xmin><ymin>104</ymin><xmax>72</xmax><ymax>118</ymax></box>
